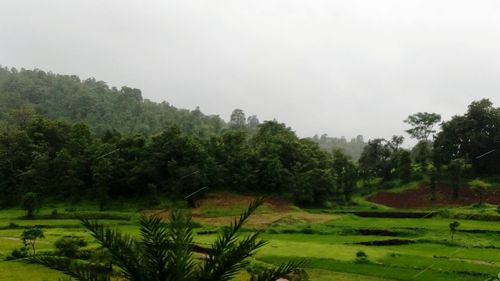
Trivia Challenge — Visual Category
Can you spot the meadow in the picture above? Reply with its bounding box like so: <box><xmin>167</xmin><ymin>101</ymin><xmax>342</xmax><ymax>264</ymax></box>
<box><xmin>0</xmin><ymin>192</ymin><xmax>499</xmax><ymax>281</ymax></box>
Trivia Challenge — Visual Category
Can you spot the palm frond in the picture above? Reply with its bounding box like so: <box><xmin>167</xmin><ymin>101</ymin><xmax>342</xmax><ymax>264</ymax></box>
<box><xmin>29</xmin><ymin>255</ymin><xmax>111</xmax><ymax>281</ymax></box>
<box><xmin>249</xmin><ymin>260</ymin><xmax>307</xmax><ymax>281</ymax></box>
<box><xmin>165</xmin><ymin>210</ymin><xmax>196</xmax><ymax>281</ymax></box>
<box><xmin>80</xmin><ymin>219</ymin><xmax>144</xmax><ymax>281</ymax></box>
<box><xmin>198</xmin><ymin>198</ymin><xmax>266</xmax><ymax>281</ymax></box>
<box><xmin>139</xmin><ymin>215</ymin><xmax>170</xmax><ymax>281</ymax></box>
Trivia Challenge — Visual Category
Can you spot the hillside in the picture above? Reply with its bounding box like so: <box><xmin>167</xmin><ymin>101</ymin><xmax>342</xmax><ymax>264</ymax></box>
<box><xmin>0</xmin><ymin>66</ymin><xmax>225</xmax><ymax>137</ymax></box>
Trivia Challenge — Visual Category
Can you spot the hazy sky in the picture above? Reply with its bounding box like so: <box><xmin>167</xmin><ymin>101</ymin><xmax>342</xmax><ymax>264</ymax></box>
<box><xmin>1</xmin><ymin>1</ymin><xmax>499</xmax><ymax>143</ymax></box>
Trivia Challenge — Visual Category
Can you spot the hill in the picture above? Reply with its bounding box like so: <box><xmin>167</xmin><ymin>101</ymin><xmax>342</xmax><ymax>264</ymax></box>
<box><xmin>0</xmin><ymin>66</ymin><xmax>225</xmax><ymax>137</ymax></box>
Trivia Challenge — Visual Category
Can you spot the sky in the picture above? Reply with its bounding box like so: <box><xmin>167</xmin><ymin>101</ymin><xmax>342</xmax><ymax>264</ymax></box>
<box><xmin>1</xmin><ymin>0</ymin><xmax>499</xmax><ymax>144</ymax></box>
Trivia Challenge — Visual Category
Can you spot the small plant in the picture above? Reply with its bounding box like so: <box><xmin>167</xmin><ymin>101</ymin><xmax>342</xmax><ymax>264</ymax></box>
<box><xmin>355</xmin><ymin>250</ymin><xmax>369</xmax><ymax>263</ymax></box>
<box><xmin>54</xmin><ymin>237</ymin><xmax>87</xmax><ymax>258</ymax></box>
<box><xmin>51</xmin><ymin>209</ymin><xmax>59</xmax><ymax>217</ymax></box>
<box><xmin>449</xmin><ymin>221</ymin><xmax>460</xmax><ymax>241</ymax></box>
<box><xmin>21</xmin><ymin>227</ymin><xmax>45</xmax><ymax>255</ymax></box>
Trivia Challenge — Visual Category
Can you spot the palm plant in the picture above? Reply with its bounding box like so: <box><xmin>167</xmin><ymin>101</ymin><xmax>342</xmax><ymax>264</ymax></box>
<box><xmin>30</xmin><ymin>198</ymin><xmax>303</xmax><ymax>281</ymax></box>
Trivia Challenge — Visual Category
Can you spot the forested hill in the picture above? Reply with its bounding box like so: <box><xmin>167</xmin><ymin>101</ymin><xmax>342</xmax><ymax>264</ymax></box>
<box><xmin>310</xmin><ymin>134</ymin><xmax>366</xmax><ymax>161</ymax></box>
<box><xmin>0</xmin><ymin>67</ymin><xmax>225</xmax><ymax>137</ymax></box>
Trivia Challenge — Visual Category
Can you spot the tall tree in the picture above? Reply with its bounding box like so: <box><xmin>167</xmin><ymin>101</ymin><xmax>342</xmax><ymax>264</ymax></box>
<box><xmin>434</xmin><ymin>99</ymin><xmax>499</xmax><ymax>174</ymax></box>
<box><xmin>404</xmin><ymin>112</ymin><xmax>441</xmax><ymax>141</ymax></box>
<box><xmin>229</xmin><ymin>109</ymin><xmax>246</xmax><ymax>129</ymax></box>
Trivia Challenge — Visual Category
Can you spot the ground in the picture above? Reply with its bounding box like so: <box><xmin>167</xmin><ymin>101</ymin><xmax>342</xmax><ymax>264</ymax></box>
<box><xmin>0</xmin><ymin>187</ymin><xmax>499</xmax><ymax>281</ymax></box>
<box><xmin>367</xmin><ymin>182</ymin><xmax>500</xmax><ymax>208</ymax></box>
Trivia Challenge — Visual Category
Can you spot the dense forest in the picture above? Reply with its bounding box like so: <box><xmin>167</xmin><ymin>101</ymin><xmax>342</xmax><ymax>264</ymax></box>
<box><xmin>0</xmin><ymin>67</ymin><xmax>498</xmax><ymax>209</ymax></box>
<box><xmin>0</xmin><ymin>67</ymin><xmax>225</xmax><ymax>137</ymax></box>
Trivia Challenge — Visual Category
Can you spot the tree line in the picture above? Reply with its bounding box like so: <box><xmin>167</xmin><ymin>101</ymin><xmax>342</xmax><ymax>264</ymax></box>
<box><xmin>0</xmin><ymin>66</ymin><xmax>498</xmax><ymax>208</ymax></box>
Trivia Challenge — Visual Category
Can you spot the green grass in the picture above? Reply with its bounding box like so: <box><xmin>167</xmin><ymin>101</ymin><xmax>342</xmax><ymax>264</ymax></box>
<box><xmin>1</xmin><ymin>200</ymin><xmax>500</xmax><ymax>281</ymax></box>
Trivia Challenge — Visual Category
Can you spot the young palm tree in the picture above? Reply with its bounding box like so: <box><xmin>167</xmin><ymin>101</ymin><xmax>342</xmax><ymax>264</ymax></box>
<box><xmin>31</xmin><ymin>198</ymin><xmax>303</xmax><ymax>281</ymax></box>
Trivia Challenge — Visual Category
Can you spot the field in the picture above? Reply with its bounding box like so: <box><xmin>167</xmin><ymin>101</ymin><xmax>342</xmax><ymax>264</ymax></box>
<box><xmin>1</xmin><ymin>190</ymin><xmax>500</xmax><ymax>281</ymax></box>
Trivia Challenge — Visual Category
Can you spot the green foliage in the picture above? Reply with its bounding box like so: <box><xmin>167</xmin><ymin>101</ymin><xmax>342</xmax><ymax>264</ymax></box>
<box><xmin>21</xmin><ymin>192</ymin><xmax>39</xmax><ymax>218</ymax></box>
<box><xmin>468</xmin><ymin>179</ymin><xmax>492</xmax><ymax>205</ymax></box>
<box><xmin>448</xmin><ymin>159</ymin><xmax>468</xmax><ymax>200</ymax></box>
<box><xmin>31</xmin><ymin>199</ymin><xmax>303</xmax><ymax>281</ymax></box>
<box><xmin>434</xmin><ymin>99</ymin><xmax>499</xmax><ymax>174</ymax></box>
<box><xmin>0</xmin><ymin>67</ymin><xmax>225</xmax><ymax>137</ymax></box>
<box><xmin>404</xmin><ymin>112</ymin><xmax>441</xmax><ymax>140</ymax></box>
<box><xmin>21</xmin><ymin>227</ymin><xmax>45</xmax><ymax>255</ymax></box>
<box><xmin>6</xmin><ymin>247</ymin><xmax>29</xmax><ymax>261</ymax></box>
<box><xmin>449</xmin><ymin>221</ymin><xmax>460</xmax><ymax>241</ymax></box>
<box><xmin>54</xmin><ymin>237</ymin><xmax>87</xmax><ymax>258</ymax></box>
<box><xmin>354</xmin><ymin>250</ymin><xmax>368</xmax><ymax>263</ymax></box>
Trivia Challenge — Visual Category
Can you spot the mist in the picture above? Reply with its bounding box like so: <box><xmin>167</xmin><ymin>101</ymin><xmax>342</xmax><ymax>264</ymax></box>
<box><xmin>1</xmin><ymin>0</ymin><xmax>499</xmax><ymax>143</ymax></box>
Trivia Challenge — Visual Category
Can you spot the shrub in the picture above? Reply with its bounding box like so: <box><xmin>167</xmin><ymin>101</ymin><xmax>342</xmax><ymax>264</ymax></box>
<box><xmin>54</xmin><ymin>237</ymin><xmax>87</xmax><ymax>258</ymax></box>
<box><xmin>6</xmin><ymin>247</ymin><xmax>28</xmax><ymax>260</ymax></box>
<box><xmin>355</xmin><ymin>250</ymin><xmax>369</xmax><ymax>263</ymax></box>
<box><xmin>51</xmin><ymin>209</ymin><xmax>58</xmax><ymax>217</ymax></box>
<box><xmin>8</xmin><ymin>222</ymin><xmax>19</xmax><ymax>229</ymax></box>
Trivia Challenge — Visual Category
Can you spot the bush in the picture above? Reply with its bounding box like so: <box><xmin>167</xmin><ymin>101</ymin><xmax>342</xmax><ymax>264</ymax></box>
<box><xmin>8</xmin><ymin>222</ymin><xmax>19</xmax><ymax>229</ymax></box>
<box><xmin>54</xmin><ymin>237</ymin><xmax>87</xmax><ymax>258</ymax></box>
<box><xmin>6</xmin><ymin>247</ymin><xmax>28</xmax><ymax>260</ymax></box>
<box><xmin>51</xmin><ymin>209</ymin><xmax>58</xmax><ymax>217</ymax></box>
<box><xmin>355</xmin><ymin>250</ymin><xmax>369</xmax><ymax>263</ymax></box>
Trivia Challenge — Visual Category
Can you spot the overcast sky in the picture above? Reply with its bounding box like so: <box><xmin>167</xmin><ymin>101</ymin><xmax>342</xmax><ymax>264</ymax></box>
<box><xmin>1</xmin><ymin>1</ymin><xmax>499</xmax><ymax>143</ymax></box>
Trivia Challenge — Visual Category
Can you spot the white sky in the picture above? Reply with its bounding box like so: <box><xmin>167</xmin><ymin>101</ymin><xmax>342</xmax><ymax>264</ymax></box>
<box><xmin>1</xmin><ymin>0</ymin><xmax>499</xmax><ymax>143</ymax></box>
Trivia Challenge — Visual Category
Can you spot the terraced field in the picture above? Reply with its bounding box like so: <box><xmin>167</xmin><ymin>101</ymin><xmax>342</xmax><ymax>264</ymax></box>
<box><xmin>1</xmin><ymin>192</ymin><xmax>499</xmax><ymax>281</ymax></box>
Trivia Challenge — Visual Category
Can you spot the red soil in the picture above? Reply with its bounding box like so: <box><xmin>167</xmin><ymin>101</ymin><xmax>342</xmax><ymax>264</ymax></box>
<box><xmin>367</xmin><ymin>183</ymin><xmax>500</xmax><ymax>209</ymax></box>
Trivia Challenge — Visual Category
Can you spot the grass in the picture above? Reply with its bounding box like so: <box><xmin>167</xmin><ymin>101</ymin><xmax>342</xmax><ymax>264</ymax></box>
<box><xmin>0</xmin><ymin>195</ymin><xmax>499</xmax><ymax>281</ymax></box>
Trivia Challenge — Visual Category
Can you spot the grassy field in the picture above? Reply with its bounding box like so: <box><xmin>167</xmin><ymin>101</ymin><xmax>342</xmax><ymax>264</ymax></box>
<box><xmin>0</xmin><ymin>193</ymin><xmax>499</xmax><ymax>281</ymax></box>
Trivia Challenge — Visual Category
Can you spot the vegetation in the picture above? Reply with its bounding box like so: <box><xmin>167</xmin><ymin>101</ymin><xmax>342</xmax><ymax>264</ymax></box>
<box><xmin>0</xmin><ymin>67</ymin><xmax>499</xmax><ymax>281</ymax></box>
<box><xmin>449</xmin><ymin>221</ymin><xmax>460</xmax><ymax>241</ymax></box>
<box><xmin>468</xmin><ymin>179</ymin><xmax>492</xmax><ymax>205</ymax></box>
<box><xmin>21</xmin><ymin>227</ymin><xmax>45</xmax><ymax>256</ymax></box>
<box><xmin>31</xmin><ymin>199</ymin><xmax>303</xmax><ymax>281</ymax></box>
<box><xmin>21</xmin><ymin>192</ymin><xmax>39</xmax><ymax>218</ymax></box>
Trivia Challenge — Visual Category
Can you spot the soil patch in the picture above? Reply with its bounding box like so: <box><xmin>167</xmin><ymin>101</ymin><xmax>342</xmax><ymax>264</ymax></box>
<box><xmin>367</xmin><ymin>183</ymin><xmax>500</xmax><ymax>208</ymax></box>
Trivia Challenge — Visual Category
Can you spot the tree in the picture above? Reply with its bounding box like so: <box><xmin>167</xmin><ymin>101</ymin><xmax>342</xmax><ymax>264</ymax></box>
<box><xmin>332</xmin><ymin>149</ymin><xmax>358</xmax><ymax>203</ymax></box>
<box><xmin>21</xmin><ymin>192</ymin><xmax>39</xmax><ymax>218</ymax></box>
<box><xmin>428</xmin><ymin>164</ymin><xmax>438</xmax><ymax>201</ymax></box>
<box><xmin>247</xmin><ymin>115</ymin><xmax>260</xmax><ymax>133</ymax></box>
<box><xmin>229</xmin><ymin>109</ymin><xmax>246</xmax><ymax>129</ymax></box>
<box><xmin>31</xmin><ymin>199</ymin><xmax>303</xmax><ymax>281</ymax></box>
<box><xmin>358</xmin><ymin>139</ymin><xmax>393</xmax><ymax>180</ymax></box>
<box><xmin>398</xmin><ymin>150</ymin><xmax>412</xmax><ymax>183</ymax></box>
<box><xmin>21</xmin><ymin>227</ymin><xmax>44</xmax><ymax>255</ymax></box>
<box><xmin>468</xmin><ymin>179</ymin><xmax>492</xmax><ymax>205</ymax></box>
<box><xmin>448</xmin><ymin>159</ymin><xmax>467</xmax><ymax>200</ymax></box>
<box><xmin>434</xmin><ymin>99</ymin><xmax>499</xmax><ymax>174</ymax></box>
<box><xmin>449</xmin><ymin>221</ymin><xmax>460</xmax><ymax>241</ymax></box>
<box><xmin>412</xmin><ymin>140</ymin><xmax>432</xmax><ymax>173</ymax></box>
<box><xmin>404</xmin><ymin>112</ymin><xmax>441</xmax><ymax>141</ymax></box>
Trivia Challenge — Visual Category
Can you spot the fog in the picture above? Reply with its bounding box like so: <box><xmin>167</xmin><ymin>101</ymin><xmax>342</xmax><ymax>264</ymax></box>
<box><xmin>1</xmin><ymin>0</ymin><xmax>499</xmax><ymax>143</ymax></box>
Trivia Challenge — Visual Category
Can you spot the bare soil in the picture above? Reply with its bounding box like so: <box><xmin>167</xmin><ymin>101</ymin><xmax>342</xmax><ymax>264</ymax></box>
<box><xmin>367</xmin><ymin>183</ymin><xmax>500</xmax><ymax>208</ymax></box>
